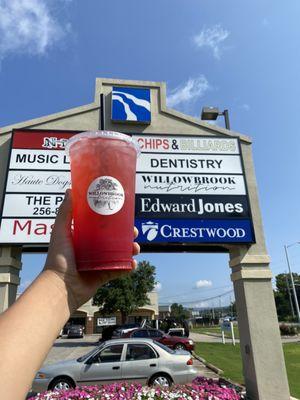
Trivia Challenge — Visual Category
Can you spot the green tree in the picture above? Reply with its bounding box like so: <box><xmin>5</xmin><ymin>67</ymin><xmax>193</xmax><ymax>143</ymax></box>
<box><xmin>93</xmin><ymin>261</ymin><xmax>156</xmax><ymax>324</ymax></box>
<box><xmin>170</xmin><ymin>303</ymin><xmax>190</xmax><ymax>321</ymax></box>
<box><xmin>274</xmin><ymin>273</ymin><xmax>300</xmax><ymax>321</ymax></box>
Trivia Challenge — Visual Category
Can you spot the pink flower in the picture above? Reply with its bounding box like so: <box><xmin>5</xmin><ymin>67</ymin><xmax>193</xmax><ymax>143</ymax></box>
<box><xmin>29</xmin><ymin>377</ymin><xmax>242</xmax><ymax>400</ymax></box>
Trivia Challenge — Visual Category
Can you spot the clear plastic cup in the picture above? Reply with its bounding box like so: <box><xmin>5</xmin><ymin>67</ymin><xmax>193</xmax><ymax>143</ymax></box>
<box><xmin>65</xmin><ymin>131</ymin><xmax>140</xmax><ymax>271</ymax></box>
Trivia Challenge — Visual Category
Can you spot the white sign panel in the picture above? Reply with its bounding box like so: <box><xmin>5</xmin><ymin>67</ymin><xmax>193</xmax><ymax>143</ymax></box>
<box><xmin>136</xmin><ymin>173</ymin><xmax>246</xmax><ymax>195</ymax></box>
<box><xmin>2</xmin><ymin>194</ymin><xmax>64</xmax><ymax>217</ymax></box>
<box><xmin>0</xmin><ymin>218</ymin><xmax>54</xmax><ymax>243</ymax></box>
<box><xmin>6</xmin><ymin>170</ymin><xmax>71</xmax><ymax>193</ymax></box>
<box><xmin>137</xmin><ymin>154</ymin><xmax>242</xmax><ymax>174</ymax></box>
<box><xmin>97</xmin><ymin>317</ymin><xmax>117</xmax><ymax>326</ymax></box>
<box><xmin>9</xmin><ymin>149</ymin><xmax>70</xmax><ymax>170</ymax></box>
<box><xmin>135</xmin><ymin>135</ymin><xmax>239</xmax><ymax>154</ymax></box>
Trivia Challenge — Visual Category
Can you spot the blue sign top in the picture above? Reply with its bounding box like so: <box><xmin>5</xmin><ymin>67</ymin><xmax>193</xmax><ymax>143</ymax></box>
<box><xmin>111</xmin><ymin>86</ymin><xmax>151</xmax><ymax>124</ymax></box>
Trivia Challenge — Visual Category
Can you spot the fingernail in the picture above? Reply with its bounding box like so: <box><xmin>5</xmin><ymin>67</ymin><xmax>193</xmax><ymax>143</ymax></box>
<box><xmin>65</xmin><ymin>189</ymin><xmax>70</xmax><ymax>200</ymax></box>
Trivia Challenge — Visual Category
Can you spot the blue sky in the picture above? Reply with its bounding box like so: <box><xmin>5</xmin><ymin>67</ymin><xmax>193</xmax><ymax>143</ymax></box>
<box><xmin>1</xmin><ymin>0</ymin><xmax>300</xmax><ymax>307</ymax></box>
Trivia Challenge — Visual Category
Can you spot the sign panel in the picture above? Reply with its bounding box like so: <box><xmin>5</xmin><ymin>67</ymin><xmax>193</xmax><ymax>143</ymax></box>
<box><xmin>97</xmin><ymin>317</ymin><xmax>117</xmax><ymax>327</ymax></box>
<box><xmin>134</xmin><ymin>134</ymin><xmax>254</xmax><ymax>245</ymax></box>
<box><xmin>135</xmin><ymin>219</ymin><xmax>253</xmax><ymax>243</ymax></box>
<box><xmin>221</xmin><ymin>321</ymin><xmax>232</xmax><ymax>332</ymax></box>
<box><xmin>135</xmin><ymin>135</ymin><xmax>239</xmax><ymax>154</ymax></box>
<box><xmin>111</xmin><ymin>87</ymin><xmax>151</xmax><ymax>124</ymax></box>
<box><xmin>136</xmin><ymin>174</ymin><xmax>246</xmax><ymax>195</ymax></box>
<box><xmin>0</xmin><ymin>130</ymin><xmax>254</xmax><ymax>246</ymax></box>
<box><xmin>0</xmin><ymin>129</ymin><xmax>76</xmax><ymax>245</ymax></box>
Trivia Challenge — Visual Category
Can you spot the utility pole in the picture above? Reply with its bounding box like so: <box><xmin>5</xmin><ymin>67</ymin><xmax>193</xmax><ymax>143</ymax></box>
<box><xmin>284</xmin><ymin>245</ymin><xmax>300</xmax><ymax>323</ymax></box>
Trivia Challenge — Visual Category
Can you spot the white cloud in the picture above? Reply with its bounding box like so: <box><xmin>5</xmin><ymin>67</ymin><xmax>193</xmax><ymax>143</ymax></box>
<box><xmin>240</xmin><ymin>103</ymin><xmax>250</xmax><ymax>111</ymax></box>
<box><xmin>167</xmin><ymin>76</ymin><xmax>209</xmax><ymax>108</ymax></box>
<box><xmin>195</xmin><ymin>279</ymin><xmax>212</xmax><ymax>289</ymax></box>
<box><xmin>0</xmin><ymin>0</ymin><xmax>71</xmax><ymax>60</ymax></box>
<box><xmin>154</xmin><ymin>282</ymin><xmax>162</xmax><ymax>292</ymax></box>
<box><xmin>193</xmin><ymin>25</ymin><xmax>230</xmax><ymax>59</ymax></box>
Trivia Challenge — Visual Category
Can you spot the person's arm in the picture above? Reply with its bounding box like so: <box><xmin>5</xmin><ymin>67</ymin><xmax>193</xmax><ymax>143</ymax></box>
<box><xmin>0</xmin><ymin>190</ymin><xmax>139</xmax><ymax>400</ymax></box>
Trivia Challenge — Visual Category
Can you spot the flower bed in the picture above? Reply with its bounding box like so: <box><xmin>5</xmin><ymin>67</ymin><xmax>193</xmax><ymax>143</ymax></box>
<box><xmin>30</xmin><ymin>377</ymin><xmax>243</xmax><ymax>399</ymax></box>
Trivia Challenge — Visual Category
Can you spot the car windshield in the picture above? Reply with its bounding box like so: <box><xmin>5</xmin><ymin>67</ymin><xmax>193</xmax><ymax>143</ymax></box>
<box><xmin>77</xmin><ymin>344</ymin><xmax>104</xmax><ymax>362</ymax></box>
<box><xmin>154</xmin><ymin>341</ymin><xmax>175</xmax><ymax>354</ymax></box>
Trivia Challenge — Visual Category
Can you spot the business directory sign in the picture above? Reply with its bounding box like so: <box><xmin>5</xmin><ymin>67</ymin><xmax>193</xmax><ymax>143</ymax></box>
<box><xmin>133</xmin><ymin>134</ymin><xmax>254</xmax><ymax>245</ymax></box>
<box><xmin>0</xmin><ymin>130</ymin><xmax>254</xmax><ymax>246</ymax></box>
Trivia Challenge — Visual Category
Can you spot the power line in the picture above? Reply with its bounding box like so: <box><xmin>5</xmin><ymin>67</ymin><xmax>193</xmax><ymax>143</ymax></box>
<box><xmin>159</xmin><ymin>284</ymin><xmax>232</xmax><ymax>301</ymax></box>
<box><xmin>177</xmin><ymin>289</ymin><xmax>234</xmax><ymax>305</ymax></box>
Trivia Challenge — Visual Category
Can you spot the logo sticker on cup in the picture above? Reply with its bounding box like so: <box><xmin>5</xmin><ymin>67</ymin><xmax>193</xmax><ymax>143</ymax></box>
<box><xmin>87</xmin><ymin>176</ymin><xmax>125</xmax><ymax>215</ymax></box>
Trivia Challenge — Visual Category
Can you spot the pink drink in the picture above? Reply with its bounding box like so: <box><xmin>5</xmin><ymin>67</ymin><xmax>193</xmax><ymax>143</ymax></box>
<box><xmin>66</xmin><ymin>131</ymin><xmax>139</xmax><ymax>271</ymax></box>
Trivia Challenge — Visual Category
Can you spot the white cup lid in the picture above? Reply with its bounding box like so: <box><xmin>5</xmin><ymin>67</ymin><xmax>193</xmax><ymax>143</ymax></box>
<box><xmin>65</xmin><ymin>130</ymin><xmax>141</xmax><ymax>156</ymax></box>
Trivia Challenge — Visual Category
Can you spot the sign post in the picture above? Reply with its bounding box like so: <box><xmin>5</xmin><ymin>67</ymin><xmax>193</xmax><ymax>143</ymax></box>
<box><xmin>221</xmin><ymin>320</ymin><xmax>235</xmax><ymax>346</ymax></box>
<box><xmin>230</xmin><ymin>321</ymin><xmax>236</xmax><ymax>346</ymax></box>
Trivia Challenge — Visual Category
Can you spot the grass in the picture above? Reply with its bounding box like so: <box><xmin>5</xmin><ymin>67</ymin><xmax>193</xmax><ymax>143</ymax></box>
<box><xmin>284</xmin><ymin>343</ymin><xmax>300</xmax><ymax>398</ymax></box>
<box><xmin>192</xmin><ymin>325</ymin><xmax>240</xmax><ymax>339</ymax></box>
<box><xmin>194</xmin><ymin>342</ymin><xmax>300</xmax><ymax>398</ymax></box>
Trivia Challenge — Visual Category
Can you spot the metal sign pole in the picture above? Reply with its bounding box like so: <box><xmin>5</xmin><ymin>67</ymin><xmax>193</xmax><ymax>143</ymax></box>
<box><xmin>230</xmin><ymin>322</ymin><xmax>236</xmax><ymax>346</ymax></box>
<box><xmin>100</xmin><ymin>94</ymin><xmax>105</xmax><ymax>130</ymax></box>
<box><xmin>221</xmin><ymin>329</ymin><xmax>226</xmax><ymax>344</ymax></box>
<box><xmin>284</xmin><ymin>245</ymin><xmax>300</xmax><ymax>323</ymax></box>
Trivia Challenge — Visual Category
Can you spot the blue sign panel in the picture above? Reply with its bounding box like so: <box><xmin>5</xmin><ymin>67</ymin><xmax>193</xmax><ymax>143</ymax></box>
<box><xmin>135</xmin><ymin>218</ymin><xmax>254</xmax><ymax>244</ymax></box>
<box><xmin>112</xmin><ymin>86</ymin><xmax>151</xmax><ymax>123</ymax></box>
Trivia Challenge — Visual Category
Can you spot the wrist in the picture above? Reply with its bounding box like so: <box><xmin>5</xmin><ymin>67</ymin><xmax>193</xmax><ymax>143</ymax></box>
<box><xmin>40</xmin><ymin>269</ymin><xmax>78</xmax><ymax>314</ymax></box>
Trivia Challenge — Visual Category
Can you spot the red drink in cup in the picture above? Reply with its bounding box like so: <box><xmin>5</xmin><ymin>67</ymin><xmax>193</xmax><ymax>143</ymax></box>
<box><xmin>66</xmin><ymin>131</ymin><xmax>139</xmax><ymax>271</ymax></box>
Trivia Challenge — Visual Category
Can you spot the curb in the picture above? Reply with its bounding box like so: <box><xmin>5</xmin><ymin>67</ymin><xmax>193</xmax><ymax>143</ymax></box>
<box><xmin>218</xmin><ymin>377</ymin><xmax>246</xmax><ymax>397</ymax></box>
<box><xmin>192</xmin><ymin>351</ymin><xmax>224</xmax><ymax>375</ymax></box>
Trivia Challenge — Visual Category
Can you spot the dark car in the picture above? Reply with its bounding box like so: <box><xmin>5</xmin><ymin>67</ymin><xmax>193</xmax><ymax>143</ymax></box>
<box><xmin>67</xmin><ymin>325</ymin><xmax>84</xmax><ymax>338</ymax></box>
<box><xmin>112</xmin><ymin>323</ymin><xmax>140</xmax><ymax>338</ymax></box>
<box><xmin>122</xmin><ymin>328</ymin><xmax>194</xmax><ymax>352</ymax></box>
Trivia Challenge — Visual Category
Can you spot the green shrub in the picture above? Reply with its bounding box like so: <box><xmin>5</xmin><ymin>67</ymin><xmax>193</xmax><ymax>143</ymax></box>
<box><xmin>279</xmin><ymin>324</ymin><xmax>300</xmax><ymax>336</ymax></box>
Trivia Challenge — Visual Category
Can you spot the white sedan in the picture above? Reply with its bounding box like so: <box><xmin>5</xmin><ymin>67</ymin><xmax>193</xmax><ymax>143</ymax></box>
<box><xmin>32</xmin><ymin>338</ymin><xmax>197</xmax><ymax>393</ymax></box>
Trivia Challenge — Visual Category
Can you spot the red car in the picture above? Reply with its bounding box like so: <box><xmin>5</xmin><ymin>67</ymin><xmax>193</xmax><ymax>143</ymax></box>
<box><xmin>122</xmin><ymin>328</ymin><xmax>194</xmax><ymax>352</ymax></box>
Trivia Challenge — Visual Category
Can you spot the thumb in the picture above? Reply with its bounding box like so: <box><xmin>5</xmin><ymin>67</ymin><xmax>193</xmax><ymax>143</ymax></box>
<box><xmin>52</xmin><ymin>189</ymin><xmax>73</xmax><ymax>235</ymax></box>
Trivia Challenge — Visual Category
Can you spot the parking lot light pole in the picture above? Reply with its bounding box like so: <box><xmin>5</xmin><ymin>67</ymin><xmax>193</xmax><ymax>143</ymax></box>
<box><xmin>284</xmin><ymin>243</ymin><xmax>300</xmax><ymax>323</ymax></box>
<box><xmin>285</xmin><ymin>271</ymin><xmax>295</xmax><ymax>317</ymax></box>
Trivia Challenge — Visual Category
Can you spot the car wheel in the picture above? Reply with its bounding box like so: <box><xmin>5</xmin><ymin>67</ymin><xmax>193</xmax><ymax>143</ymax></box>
<box><xmin>174</xmin><ymin>343</ymin><xmax>186</xmax><ymax>351</ymax></box>
<box><xmin>150</xmin><ymin>374</ymin><xmax>172</xmax><ymax>387</ymax></box>
<box><xmin>49</xmin><ymin>377</ymin><xmax>75</xmax><ymax>391</ymax></box>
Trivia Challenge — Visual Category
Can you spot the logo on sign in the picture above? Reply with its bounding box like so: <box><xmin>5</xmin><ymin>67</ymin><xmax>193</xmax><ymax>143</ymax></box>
<box><xmin>141</xmin><ymin>221</ymin><xmax>159</xmax><ymax>241</ymax></box>
<box><xmin>112</xmin><ymin>86</ymin><xmax>151</xmax><ymax>123</ymax></box>
<box><xmin>42</xmin><ymin>137</ymin><xmax>68</xmax><ymax>149</ymax></box>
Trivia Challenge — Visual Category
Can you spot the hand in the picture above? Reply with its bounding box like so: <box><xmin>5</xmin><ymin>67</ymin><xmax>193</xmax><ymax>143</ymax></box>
<box><xmin>44</xmin><ymin>189</ymin><xmax>140</xmax><ymax>311</ymax></box>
